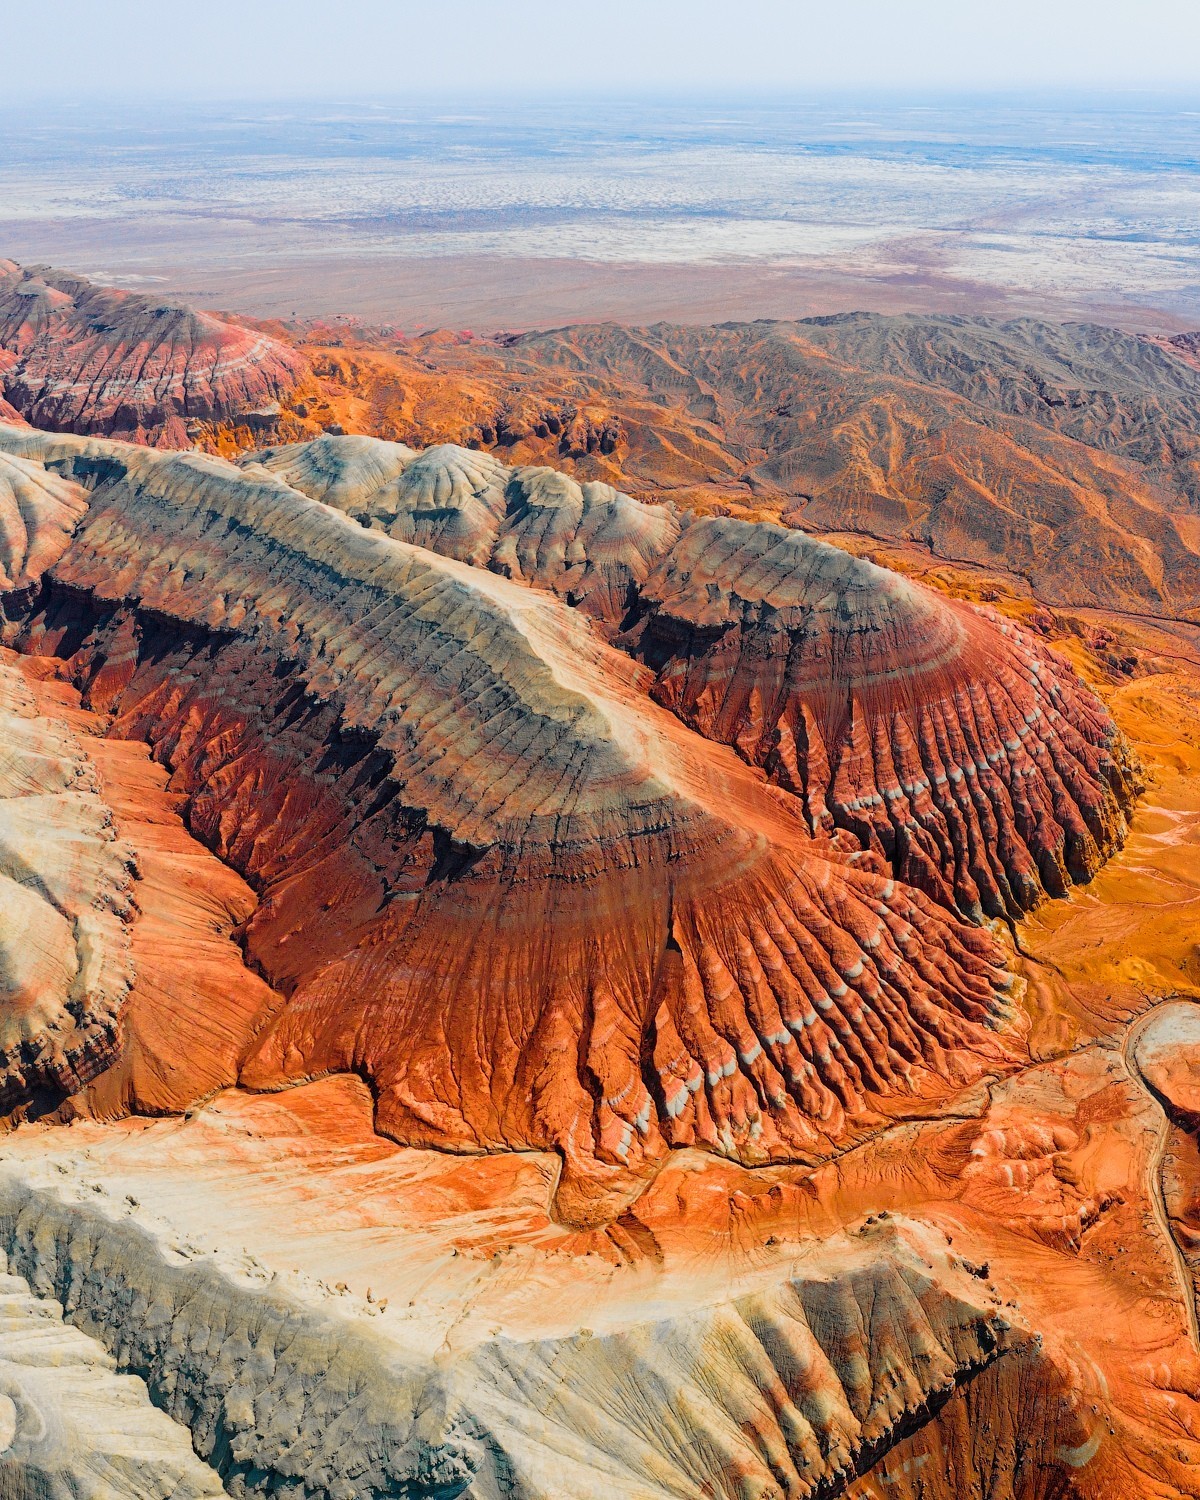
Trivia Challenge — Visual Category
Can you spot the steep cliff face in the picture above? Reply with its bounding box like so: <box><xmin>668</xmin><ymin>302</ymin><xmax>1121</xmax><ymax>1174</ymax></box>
<box><xmin>0</xmin><ymin>1171</ymin><xmax>1039</xmax><ymax>1500</ymax></box>
<box><xmin>0</xmin><ymin>1247</ymin><xmax>222</xmax><ymax>1500</ymax></box>
<box><xmin>0</xmin><ymin>262</ymin><xmax>311</xmax><ymax>448</ymax></box>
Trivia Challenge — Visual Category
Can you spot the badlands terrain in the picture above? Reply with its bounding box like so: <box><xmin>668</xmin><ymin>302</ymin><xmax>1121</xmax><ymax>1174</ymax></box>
<box><xmin>0</xmin><ymin>262</ymin><xmax>1198</xmax><ymax>1499</ymax></box>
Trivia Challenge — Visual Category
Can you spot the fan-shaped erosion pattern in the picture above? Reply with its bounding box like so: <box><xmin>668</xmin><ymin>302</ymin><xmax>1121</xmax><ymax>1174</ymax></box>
<box><xmin>622</xmin><ymin>516</ymin><xmax>1140</xmax><ymax>919</ymax></box>
<box><xmin>0</xmin><ymin>424</ymin><xmax>1030</xmax><ymax>1222</ymax></box>
<box><xmin>251</xmin><ymin>435</ymin><xmax>1139</xmax><ymax>921</ymax></box>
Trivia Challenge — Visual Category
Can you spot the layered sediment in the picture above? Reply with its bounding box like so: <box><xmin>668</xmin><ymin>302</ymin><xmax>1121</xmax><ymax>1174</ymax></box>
<box><xmin>247</xmin><ymin>436</ymin><xmax>684</xmax><ymax>624</ymax></box>
<box><xmin>0</xmin><ymin>274</ymin><xmax>1195</xmax><ymax>1500</ymax></box>
<box><xmin>0</xmin><ymin>261</ymin><xmax>311</xmax><ymax>448</ymax></box>
<box><xmin>251</xmin><ymin>435</ymin><xmax>1139</xmax><ymax>918</ymax></box>
<box><xmin>0</xmin><ymin>425</ymin><xmax>1021</xmax><ymax>1215</ymax></box>
<box><xmin>0</xmin><ymin>449</ymin><xmax>87</xmax><ymax>594</ymax></box>
<box><xmin>622</xmin><ymin>515</ymin><xmax>1139</xmax><ymax>918</ymax></box>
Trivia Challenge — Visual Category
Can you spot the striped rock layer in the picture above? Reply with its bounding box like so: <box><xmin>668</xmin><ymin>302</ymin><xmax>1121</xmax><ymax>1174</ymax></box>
<box><xmin>252</xmin><ymin>435</ymin><xmax>1138</xmax><ymax>920</ymax></box>
<box><xmin>0</xmin><ymin>426</ymin><xmax>1020</xmax><ymax>1216</ymax></box>
<box><xmin>0</xmin><ymin>450</ymin><xmax>87</xmax><ymax>594</ymax></box>
<box><xmin>623</xmin><ymin>517</ymin><xmax>1140</xmax><ymax>920</ymax></box>
<box><xmin>246</xmin><ymin>436</ymin><xmax>683</xmax><ymax>625</ymax></box>
<box><xmin>0</xmin><ymin>262</ymin><xmax>310</xmax><ymax>447</ymax></box>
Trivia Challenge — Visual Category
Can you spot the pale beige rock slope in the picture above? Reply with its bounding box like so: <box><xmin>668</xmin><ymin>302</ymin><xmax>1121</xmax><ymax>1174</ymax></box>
<box><xmin>0</xmin><ymin>1138</ymin><xmax>1030</xmax><ymax>1500</ymax></box>
<box><xmin>0</xmin><ymin>653</ymin><xmax>135</xmax><ymax>1113</ymax></box>
<box><xmin>0</xmin><ymin>1247</ymin><xmax>222</xmax><ymax>1500</ymax></box>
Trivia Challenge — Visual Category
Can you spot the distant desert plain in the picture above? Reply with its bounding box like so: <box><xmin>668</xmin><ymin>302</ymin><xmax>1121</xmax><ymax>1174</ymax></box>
<box><xmin>0</xmin><ymin>87</ymin><xmax>1199</xmax><ymax>1500</ymax></box>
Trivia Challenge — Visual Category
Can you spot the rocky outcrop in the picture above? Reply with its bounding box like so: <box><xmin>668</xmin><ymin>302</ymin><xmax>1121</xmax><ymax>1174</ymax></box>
<box><xmin>1133</xmin><ymin>1001</ymin><xmax>1200</xmax><ymax>1132</ymax></box>
<box><xmin>0</xmin><ymin>653</ymin><xmax>135</xmax><ymax>1114</ymax></box>
<box><xmin>0</xmin><ymin>1247</ymin><xmax>222</xmax><ymax>1500</ymax></box>
<box><xmin>250</xmin><ymin>434</ymin><xmax>1137</xmax><ymax>918</ymax></box>
<box><xmin>0</xmin><ymin>426</ymin><xmax>1016</xmax><ymax>1215</ymax></box>
<box><xmin>0</xmin><ymin>1170</ymin><xmax>1034</xmax><ymax>1500</ymax></box>
<box><xmin>0</xmin><ymin>261</ymin><xmax>311</xmax><ymax>447</ymax></box>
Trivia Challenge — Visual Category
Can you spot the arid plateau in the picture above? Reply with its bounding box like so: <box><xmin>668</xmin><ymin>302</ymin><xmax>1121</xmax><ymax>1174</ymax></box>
<box><xmin>0</xmin><ymin>257</ymin><xmax>1198</xmax><ymax>1500</ymax></box>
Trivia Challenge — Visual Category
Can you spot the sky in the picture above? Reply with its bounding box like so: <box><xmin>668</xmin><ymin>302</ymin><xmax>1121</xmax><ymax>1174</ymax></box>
<box><xmin>7</xmin><ymin>0</ymin><xmax>1200</xmax><ymax>101</ymax></box>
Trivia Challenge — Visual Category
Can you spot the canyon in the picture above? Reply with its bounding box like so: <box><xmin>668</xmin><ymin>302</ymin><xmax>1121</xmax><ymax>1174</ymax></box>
<box><xmin>0</xmin><ymin>265</ymin><xmax>1197</xmax><ymax>1499</ymax></box>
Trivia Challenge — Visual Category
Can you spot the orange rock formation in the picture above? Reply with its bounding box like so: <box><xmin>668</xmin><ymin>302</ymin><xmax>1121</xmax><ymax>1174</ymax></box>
<box><xmin>0</xmin><ymin>275</ymin><xmax>1197</xmax><ymax>1497</ymax></box>
<box><xmin>2</xmin><ymin>426</ymin><xmax>1051</xmax><ymax>1220</ymax></box>
<box><xmin>0</xmin><ymin>261</ymin><xmax>311</xmax><ymax>448</ymax></box>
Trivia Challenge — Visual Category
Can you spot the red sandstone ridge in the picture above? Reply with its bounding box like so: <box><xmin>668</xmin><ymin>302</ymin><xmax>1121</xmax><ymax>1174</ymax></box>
<box><xmin>250</xmin><ymin>435</ymin><xmax>1139</xmax><ymax>921</ymax></box>
<box><xmin>0</xmin><ymin>261</ymin><xmax>312</xmax><ymax>448</ymax></box>
<box><xmin>0</xmin><ymin>424</ymin><xmax>1032</xmax><ymax>1220</ymax></box>
<box><xmin>3</xmin><ymin>415</ymin><xmax>1194</xmax><ymax>1496</ymax></box>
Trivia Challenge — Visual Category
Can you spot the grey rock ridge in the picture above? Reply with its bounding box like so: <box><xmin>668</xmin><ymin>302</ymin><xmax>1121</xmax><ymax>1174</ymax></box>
<box><xmin>244</xmin><ymin>435</ymin><xmax>684</xmax><ymax>623</ymax></box>
<box><xmin>0</xmin><ymin>1245</ymin><xmax>221</xmax><ymax>1500</ymax></box>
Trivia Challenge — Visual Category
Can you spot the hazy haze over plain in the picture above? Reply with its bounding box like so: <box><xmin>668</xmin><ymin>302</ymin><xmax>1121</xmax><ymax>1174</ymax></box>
<box><xmin>8</xmin><ymin>0</ymin><xmax>1200</xmax><ymax>98</ymax></box>
<box><xmin>4</xmin><ymin>1</ymin><xmax>1200</xmax><ymax>329</ymax></box>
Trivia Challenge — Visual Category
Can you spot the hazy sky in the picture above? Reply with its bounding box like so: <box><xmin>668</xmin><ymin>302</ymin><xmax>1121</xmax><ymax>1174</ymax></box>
<box><xmin>9</xmin><ymin>0</ymin><xmax>1200</xmax><ymax>100</ymax></box>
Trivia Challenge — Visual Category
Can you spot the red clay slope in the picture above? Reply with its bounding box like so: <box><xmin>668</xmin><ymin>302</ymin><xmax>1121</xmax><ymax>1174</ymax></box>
<box><xmin>0</xmin><ymin>425</ymin><xmax>1021</xmax><ymax>1221</ymax></box>
<box><xmin>0</xmin><ymin>261</ymin><xmax>311</xmax><ymax>448</ymax></box>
